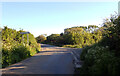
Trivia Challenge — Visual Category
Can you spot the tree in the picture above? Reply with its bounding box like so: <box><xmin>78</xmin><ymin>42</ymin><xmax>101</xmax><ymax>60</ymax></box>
<box><xmin>88</xmin><ymin>25</ymin><xmax>98</xmax><ymax>32</ymax></box>
<box><xmin>36</xmin><ymin>35</ymin><xmax>46</xmax><ymax>43</ymax></box>
<box><xmin>46</xmin><ymin>34</ymin><xmax>60</xmax><ymax>44</ymax></box>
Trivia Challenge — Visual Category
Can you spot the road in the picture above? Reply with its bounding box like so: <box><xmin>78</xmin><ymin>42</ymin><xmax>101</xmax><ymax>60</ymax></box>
<box><xmin>2</xmin><ymin>44</ymin><xmax>82</xmax><ymax>75</ymax></box>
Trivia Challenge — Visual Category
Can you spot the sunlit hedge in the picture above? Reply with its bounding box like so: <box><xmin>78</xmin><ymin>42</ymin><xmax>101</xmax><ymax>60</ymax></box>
<box><xmin>44</xmin><ymin>25</ymin><xmax>103</xmax><ymax>48</ymax></box>
<box><xmin>2</xmin><ymin>26</ymin><xmax>41</xmax><ymax>68</ymax></box>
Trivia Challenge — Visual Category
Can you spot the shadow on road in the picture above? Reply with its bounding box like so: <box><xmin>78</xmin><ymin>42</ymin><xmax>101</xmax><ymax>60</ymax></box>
<box><xmin>2</xmin><ymin>44</ymin><xmax>80</xmax><ymax>74</ymax></box>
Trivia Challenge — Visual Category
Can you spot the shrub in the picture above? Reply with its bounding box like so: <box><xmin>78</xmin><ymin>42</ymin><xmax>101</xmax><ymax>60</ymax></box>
<box><xmin>36</xmin><ymin>35</ymin><xmax>46</xmax><ymax>43</ymax></box>
<box><xmin>2</xmin><ymin>48</ymin><xmax>10</xmax><ymax>68</ymax></box>
<box><xmin>10</xmin><ymin>45</ymin><xmax>31</xmax><ymax>64</ymax></box>
<box><xmin>80</xmin><ymin>45</ymin><xmax>119</xmax><ymax>75</ymax></box>
<box><xmin>80</xmin><ymin>15</ymin><xmax>120</xmax><ymax>75</ymax></box>
<box><xmin>2</xmin><ymin>26</ymin><xmax>41</xmax><ymax>68</ymax></box>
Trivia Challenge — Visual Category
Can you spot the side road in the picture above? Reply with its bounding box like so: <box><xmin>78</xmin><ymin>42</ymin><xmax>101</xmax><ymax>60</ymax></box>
<box><xmin>2</xmin><ymin>44</ymin><xmax>82</xmax><ymax>75</ymax></box>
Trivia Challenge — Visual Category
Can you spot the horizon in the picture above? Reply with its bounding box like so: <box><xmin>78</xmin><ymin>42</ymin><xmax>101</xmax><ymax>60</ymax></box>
<box><xmin>1</xmin><ymin>2</ymin><xmax>118</xmax><ymax>37</ymax></box>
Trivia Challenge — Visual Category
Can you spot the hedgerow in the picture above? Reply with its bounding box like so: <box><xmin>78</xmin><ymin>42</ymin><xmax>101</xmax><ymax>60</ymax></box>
<box><xmin>2</xmin><ymin>26</ymin><xmax>41</xmax><ymax>68</ymax></box>
<box><xmin>80</xmin><ymin>15</ymin><xmax>120</xmax><ymax>76</ymax></box>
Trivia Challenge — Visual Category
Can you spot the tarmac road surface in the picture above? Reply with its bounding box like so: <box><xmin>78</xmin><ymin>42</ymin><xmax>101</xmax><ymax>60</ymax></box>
<box><xmin>2</xmin><ymin>44</ymin><xmax>83</xmax><ymax>75</ymax></box>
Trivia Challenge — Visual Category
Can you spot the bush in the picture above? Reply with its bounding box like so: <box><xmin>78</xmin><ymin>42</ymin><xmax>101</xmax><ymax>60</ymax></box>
<box><xmin>2</xmin><ymin>45</ymin><xmax>31</xmax><ymax>68</ymax></box>
<box><xmin>36</xmin><ymin>35</ymin><xmax>46</xmax><ymax>43</ymax></box>
<box><xmin>79</xmin><ymin>15</ymin><xmax>120</xmax><ymax>76</ymax></box>
<box><xmin>2</xmin><ymin>48</ymin><xmax>10</xmax><ymax>68</ymax></box>
<box><xmin>80</xmin><ymin>45</ymin><xmax>120</xmax><ymax>76</ymax></box>
<box><xmin>10</xmin><ymin>45</ymin><xmax>31</xmax><ymax>64</ymax></box>
<box><xmin>2</xmin><ymin>26</ymin><xmax>41</xmax><ymax>68</ymax></box>
<box><xmin>80</xmin><ymin>45</ymin><xmax>91</xmax><ymax>60</ymax></box>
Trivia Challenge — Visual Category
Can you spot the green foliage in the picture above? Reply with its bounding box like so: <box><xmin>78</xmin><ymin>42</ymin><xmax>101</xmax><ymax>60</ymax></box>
<box><xmin>36</xmin><ymin>35</ymin><xmax>46</xmax><ymax>43</ymax></box>
<box><xmin>45</xmin><ymin>34</ymin><xmax>60</xmax><ymax>45</ymax></box>
<box><xmin>44</xmin><ymin>25</ymin><xmax>102</xmax><ymax>48</ymax></box>
<box><xmin>80</xmin><ymin>45</ymin><xmax>92</xmax><ymax>60</ymax></box>
<box><xmin>2</xmin><ymin>45</ymin><xmax>31</xmax><ymax>68</ymax></box>
<box><xmin>80</xmin><ymin>45</ymin><xmax>120</xmax><ymax>76</ymax></box>
<box><xmin>80</xmin><ymin>15</ymin><xmax>120</xmax><ymax>76</ymax></box>
<box><xmin>2</xmin><ymin>26</ymin><xmax>41</xmax><ymax>68</ymax></box>
<box><xmin>10</xmin><ymin>45</ymin><xmax>31</xmax><ymax>64</ymax></box>
<box><xmin>2</xmin><ymin>48</ymin><xmax>10</xmax><ymax>68</ymax></box>
<box><xmin>63</xmin><ymin>45</ymin><xmax>82</xmax><ymax>48</ymax></box>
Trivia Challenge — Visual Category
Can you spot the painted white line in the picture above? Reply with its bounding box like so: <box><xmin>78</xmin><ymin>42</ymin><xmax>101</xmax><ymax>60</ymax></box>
<box><xmin>71</xmin><ymin>52</ymin><xmax>79</xmax><ymax>62</ymax></box>
<box><xmin>73</xmin><ymin>51</ymin><xmax>80</xmax><ymax>58</ymax></box>
<box><xmin>71</xmin><ymin>51</ymin><xmax>83</xmax><ymax>69</ymax></box>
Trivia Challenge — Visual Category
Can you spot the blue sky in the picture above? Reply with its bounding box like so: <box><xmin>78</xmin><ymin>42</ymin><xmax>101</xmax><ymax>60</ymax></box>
<box><xmin>1</xmin><ymin>2</ymin><xmax>118</xmax><ymax>37</ymax></box>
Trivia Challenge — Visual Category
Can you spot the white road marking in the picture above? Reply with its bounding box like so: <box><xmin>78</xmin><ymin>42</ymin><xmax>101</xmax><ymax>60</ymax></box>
<box><xmin>71</xmin><ymin>52</ymin><xmax>79</xmax><ymax>62</ymax></box>
<box><xmin>72</xmin><ymin>51</ymin><xmax>80</xmax><ymax>58</ymax></box>
<box><xmin>71</xmin><ymin>51</ymin><xmax>82</xmax><ymax>69</ymax></box>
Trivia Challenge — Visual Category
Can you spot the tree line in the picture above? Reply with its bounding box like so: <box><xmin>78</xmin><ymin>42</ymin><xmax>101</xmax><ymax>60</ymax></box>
<box><xmin>36</xmin><ymin>25</ymin><xmax>103</xmax><ymax>48</ymax></box>
<box><xmin>36</xmin><ymin>14</ymin><xmax>120</xmax><ymax>75</ymax></box>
